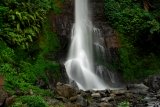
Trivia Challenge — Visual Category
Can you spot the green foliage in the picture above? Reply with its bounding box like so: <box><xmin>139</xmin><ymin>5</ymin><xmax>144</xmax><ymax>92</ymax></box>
<box><xmin>40</xmin><ymin>19</ymin><xmax>60</xmax><ymax>53</ymax></box>
<box><xmin>0</xmin><ymin>19</ymin><xmax>60</xmax><ymax>96</ymax></box>
<box><xmin>118</xmin><ymin>101</ymin><xmax>130</xmax><ymax>107</ymax></box>
<box><xmin>105</xmin><ymin>0</ymin><xmax>160</xmax><ymax>81</ymax></box>
<box><xmin>0</xmin><ymin>1</ymin><xmax>61</xmax><ymax>106</ymax></box>
<box><xmin>0</xmin><ymin>6</ymin><xmax>8</xmax><ymax>29</ymax></box>
<box><xmin>0</xmin><ymin>0</ymin><xmax>63</xmax><ymax>48</ymax></box>
<box><xmin>105</xmin><ymin>0</ymin><xmax>160</xmax><ymax>37</ymax></box>
<box><xmin>1</xmin><ymin>2</ymin><xmax>44</xmax><ymax>48</ymax></box>
<box><xmin>12</xmin><ymin>96</ymin><xmax>48</xmax><ymax>107</ymax></box>
<box><xmin>0</xmin><ymin>18</ymin><xmax>60</xmax><ymax>99</ymax></box>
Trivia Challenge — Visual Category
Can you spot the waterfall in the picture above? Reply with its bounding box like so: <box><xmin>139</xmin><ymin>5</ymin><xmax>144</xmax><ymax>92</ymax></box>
<box><xmin>64</xmin><ymin>0</ymin><xmax>108</xmax><ymax>90</ymax></box>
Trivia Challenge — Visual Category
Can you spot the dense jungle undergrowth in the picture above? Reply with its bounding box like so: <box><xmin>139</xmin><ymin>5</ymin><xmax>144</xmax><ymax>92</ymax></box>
<box><xmin>0</xmin><ymin>0</ymin><xmax>64</xmax><ymax>106</ymax></box>
<box><xmin>104</xmin><ymin>0</ymin><xmax>160</xmax><ymax>81</ymax></box>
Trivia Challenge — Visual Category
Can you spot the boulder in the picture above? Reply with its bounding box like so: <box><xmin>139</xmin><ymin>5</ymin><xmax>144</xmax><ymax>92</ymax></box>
<box><xmin>70</xmin><ymin>96</ymin><xmax>78</xmax><ymax>102</ymax></box>
<box><xmin>144</xmin><ymin>75</ymin><xmax>160</xmax><ymax>92</ymax></box>
<box><xmin>111</xmin><ymin>89</ymin><xmax>127</xmax><ymax>96</ymax></box>
<box><xmin>76</xmin><ymin>95</ymin><xmax>88</xmax><ymax>107</ymax></box>
<box><xmin>101</xmin><ymin>97</ymin><xmax>114</xmax><ymax>102</ymax></box>
<box><xmin>127</xmin><ymin>83</ymin><xmax>149</xmax><ymax>94</ymax></box>
<box><xmin>91</xmin><ymin>93</ymin><xmax>101</xmax><ymax>98</ymax></box>
<box><xmin>64</xmin><ymin>103</ymin><xmax>81</xmax><ymax>107</ymax></box>
<box><xmin>56</xmin><ymin>96</ymin><xmax>68</xmax><ymax>103</ymax></box>
<box><xmin>56</xmin><ymin>82</ymin><xmax>77</xmax><ymax>98</ymax></box>
<box><xmin>89</xmin><ymin>102</ymin><xmax>99</xmax><ymax>107</ymax></box>
<box><xmin>100</xmin><ymin>102</ymin><xmax>113</xmax><ymax>107</ymax></box>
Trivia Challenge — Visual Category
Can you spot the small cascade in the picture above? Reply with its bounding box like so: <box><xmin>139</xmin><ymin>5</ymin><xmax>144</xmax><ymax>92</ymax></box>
<box><xmin>93</xmin><ymin>28</ymin><xmax>123</xmax><ymax>88</ymax></box>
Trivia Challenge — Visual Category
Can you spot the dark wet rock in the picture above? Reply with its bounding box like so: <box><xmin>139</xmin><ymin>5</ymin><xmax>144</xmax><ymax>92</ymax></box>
<box><xmin>70</xmin><ymin>80</ymin><xmax>79</xmax><ymax>90</ymax></box>
<box><xmin>76</xmin><ymin>95</ymin><xmax>88</xmax><ymax>107</ymax></box>
<box><xmin>156</xmin><ymin>93</ymin><xmax>160</xmax><ymax>99</ymax></box>
<box><xmin>80</xmin><ymin>91</ymin><xmax>90</xmax><ymax>98</ymax></box>
<box><xmin>143</xmin><ymin>96</ymin><xmax>157</xmax><ymax>102</ymax></box>
<box><xmin>60</xmin><ymin>64</ymin><xmax>70</xmax><ymax>83</ymax></box>
<box><xmin>148</xmin><ymin>102</ymin><xmax>160</xmax><ymax>107</ymax></box>
<box><xmin>46</xmin><ymin>97</ymin><xmax>62</xmax><ymax>106</ymax></box>
<box><xmin>99</xmin><ymin>91</ymin><xmax>107</xmax><ymax>97</ymax></box>
<box><xmin>56</xmin><ymin>96</ymin><xmax>69</xmax><ymax>103</ymax></box>
<box><xmin>89</xmin><ymin>102</ymin><xmax>99</xmax><ymax>107</ymax></box>
<box><xmin>70</xmin><ymin>96</ymin><xmax>78</xmax><ymax>102</ymax></box>
<box><xmin>144</xmin><ymin>75</ymin><xmax>160</xmax><ymax>92</ymax></box>
<box><xmin>127</xmin><ymin>83</ymin><xmax>149</xmax><ymax>95</ymax></box>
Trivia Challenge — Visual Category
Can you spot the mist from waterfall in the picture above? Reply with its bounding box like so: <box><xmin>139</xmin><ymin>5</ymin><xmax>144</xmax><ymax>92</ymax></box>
<box><xmin>64</xmin><ymin>0</ymin><xmax>108</xmax><ymax>90</ymax></box>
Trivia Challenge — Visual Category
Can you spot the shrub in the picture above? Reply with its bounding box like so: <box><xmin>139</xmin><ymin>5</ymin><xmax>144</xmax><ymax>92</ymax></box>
<box><xmin>118</xmin><ymin>101</ymin><xmax>130</xmax><ymax>107</ymax></box>
<box><xmin>12</xmin><ymin>96</ymin><xmax>48</xmax><ymax>107</ymax></box>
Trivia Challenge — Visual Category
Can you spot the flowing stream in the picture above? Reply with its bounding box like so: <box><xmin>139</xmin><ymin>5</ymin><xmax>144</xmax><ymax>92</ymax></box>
<box><xmin>64</xmin><ymin>0</ymin><xmax>120</xmax><ymax>90</ymax></box>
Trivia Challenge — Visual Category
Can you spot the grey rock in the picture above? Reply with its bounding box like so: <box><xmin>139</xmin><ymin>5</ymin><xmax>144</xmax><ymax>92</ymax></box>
<box><xmin>127</xmin><ymin>83</ymin><xmax>149</xmax><ymax>94</ymax></box>
<box><xmin>111</xmin><ymin>89</ymin><xmax>127</xmax><ymax>96</ymax></box>
<box><xmin>56</xmin><ymin>96</ymin><xmax>68</xmax><ymax>103</ymax></box>
<box><xmin>56</xmin><ymin>82</ymin><xmax>77</xmax><ymax>98</ymax></box>
<box><xmin>99</xmin><ymin>91</ymin><xmax>107</xmax><ymax>97</ymax></box>
<box><xmin>76</xmin><ymin>95</ymin><xmax>88</xmax><ymax>107</ymax></box>
<box><xmin>91</xmin><ymin>93</ymin><xmax>101</xmax><ymax>98</ymax></box>
<box><xmin>64</xmin><ymin>103</ymin><xmax>81</xmax><ymax>107</ymax></box>
<box><xmin>70</xmin><ymin>96</ymin><xmax>78</xmax><ymax>102</ymax></box>
<box><xmin>99</xmin><ymin>102</ymin><xmax>113</xmax><ymax>107</ymax></box>
<box><xmin>57</xmin><ymin>82</ymin><xmax>63</xmax><ymax>86</ymax></box>
<box><xmin>89</xmin><ymin>102</ymin><xmax>99</xmax><ymax>107</ymax></box>
<box><xmin>144</xmin><ymin>75</ymin><xmax>160</xmax><ymax>91</ymax></box>
<box><xmin>101</xmin><ymin>97</ymin><xmax>113</xmax><ymax>102</ymax></box>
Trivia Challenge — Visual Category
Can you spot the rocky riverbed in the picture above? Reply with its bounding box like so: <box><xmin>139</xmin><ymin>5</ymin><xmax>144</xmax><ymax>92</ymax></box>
<box><xmin>53</xmin><ymin>75</ymin><xmax>160</xmax><ymax>107</ymax></box>
<box><xmin>1</xmin><ymin>75</ymin><xmax>160</xmax><ymax>107</ymax></box>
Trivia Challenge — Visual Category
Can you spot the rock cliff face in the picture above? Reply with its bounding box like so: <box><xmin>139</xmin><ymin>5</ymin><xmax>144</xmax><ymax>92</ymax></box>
<box><xmin>90</xmin><ymin>0</ymin><xmax>120</xmax><ymax>66</ymax></box>
<box><xmin>52</xmin><ymin>0</ymin><xmax>119</xmax><ymax>64</ymax></box>
<box><xmin>50</xmin><ymin>0</ymin><xmax>74</xmax><ymax>62</ymax></box>
<box><xmin>51</xmin><ymin>0</ymin><xmax>121</xmax><ymax>85</ymax></box>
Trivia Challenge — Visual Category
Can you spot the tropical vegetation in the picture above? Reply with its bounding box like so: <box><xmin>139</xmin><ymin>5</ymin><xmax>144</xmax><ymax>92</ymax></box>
<box><xmin>0</xmin><ymin>0</ymin><xmax>63</xmax><ymax>106</ymax></box>
<box><xmin>104</xmin><ymin>0</ymin><xmax>160</xmax><ymax>81</ymax></box>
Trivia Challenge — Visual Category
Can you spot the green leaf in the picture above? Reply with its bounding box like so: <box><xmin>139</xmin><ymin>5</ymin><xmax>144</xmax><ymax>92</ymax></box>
<box><xmin>15</xmin><ymin>11</ymin><xmax>22</xmax><ymax>21</ymax></box>
<box><xmin>11</xmin><ymin>15</ymin><xmax>15</xmax><ymax>20</ymax></box>
<box><xmin>17</xmin><ymin>23</ymin><xmax>20</xmax><ymax>31</ymax></box>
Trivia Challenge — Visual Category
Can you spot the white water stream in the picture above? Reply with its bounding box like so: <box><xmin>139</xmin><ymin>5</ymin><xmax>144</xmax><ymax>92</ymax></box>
<box><xmin>64</xmin><ymin>0</ymin><xmax>108</xmax><ymax>90</ymax></box>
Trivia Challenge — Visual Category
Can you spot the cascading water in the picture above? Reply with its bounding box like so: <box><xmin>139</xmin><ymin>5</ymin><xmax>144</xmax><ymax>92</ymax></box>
<box><xmin>64</xmin><ymin>0</ymin><xmax>108</xmax><ymax>90</ymax></box>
